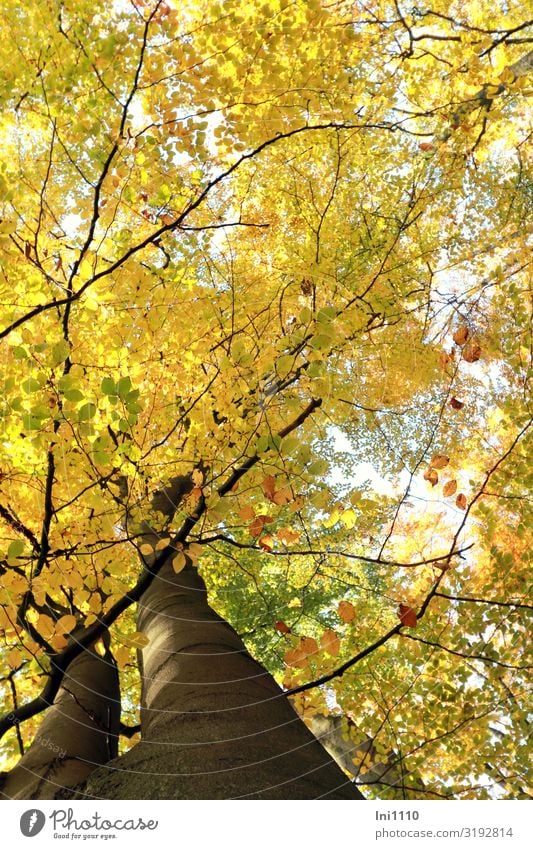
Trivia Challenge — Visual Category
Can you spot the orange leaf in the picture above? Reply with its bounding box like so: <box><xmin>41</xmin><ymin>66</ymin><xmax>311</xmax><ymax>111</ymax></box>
<box><xmin>262</xmin><ymin>474</ymin><xmax>277</xmax><ymax>501</ymax></box>
<box><xmin>439</xmin><ymin>350</ymin><xmax>452</xmax><ymax>370</ymax></box>
<box><xmin>276</xmin><ymin>526</ymin><xmax>300</xmax><ymax>545</ymax></box>
<box><xmin>456</xmin><ymin>493</ymin><xmax>467</xmax><ymax>510</ymax></box>
<box><xmin>423</xmin><ymin>468</ymin><xmax>439</xmax><ymax>486</ymax></box>
<box><xmin>259</xmin><ymin>533</ymin><xmax>274</xmax><ymax>551</ymax></box>
<box><xmin>443</xmin><ymin>479</ymin><xmax>457</xmax><ymax>497</ymax></box>
<box><xmin>419</xmin><ymin>142</ymin><xmax>433</xmax><ymax>151</ymax></box>
<box><xmin>338</xmin><ymin>600</ymin><xmax>356</xmax><ymax>623</ymax></box>
<box><xmin>239</xmin><ymin>505</ymin><xmax>255</xmax><ymax>521</ymax></box>
<box><xmin>300</xmin><ymin>636</ymin><xmax>319</xmax><ymax>656</ymax></box>
<box><xmin>273</xmin><ymin>486</ymin><xmax>292</xmax><ymax>506</ymax></box>
<box><xmin>284</xmin><ymin>647</ymin><xmax>309</xmax><ymax>668</ymax></box>
<box><xmin>462</xmin><ymin>341</ymin><xmax>481</xmax><ymax>363</ymax></box>
<box><xmin>452</xmin><ymin>325</ymin><xmax>469</xmax><ymax>345</ymax></box>
<box><xmin>56</xmin><ymin>614</ymin><xmax>77</xmax><ymax>634</ymax></box>
<box><xmin>429</xmin><ymin>455</ymin><xmax>449</xmax><ymax>469</ymax></box>
<box><xmin>320</xmin><ymin>629</ymin><xmax>341</xmax><ymax>657</ymax></box>
<box><xmin>7</xmin><ymin>648</ymin><xmax>23</xmax><ymax>669</ymax></box>
<box><xmin>398</xmin><ymin>604</ymin><xmax>417</xmax><ymax>628</ymax></box>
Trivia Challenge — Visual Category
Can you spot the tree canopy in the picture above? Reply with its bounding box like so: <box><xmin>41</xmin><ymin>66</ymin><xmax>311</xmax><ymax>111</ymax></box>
<box><xmin>0</xmin><ymin>0</ymin><xmax>531</xmax><ymax>799</ymax></box>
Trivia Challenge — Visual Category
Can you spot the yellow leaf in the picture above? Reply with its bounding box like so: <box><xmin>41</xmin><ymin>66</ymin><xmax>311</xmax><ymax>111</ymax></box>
<box><xmin>192</xmin><ymin>468</ymin><xmax>204</xmax><ymax>485</ymax></box>
<box><xmin>115</xmin><ymin>646</ymin><xmax>131</xmax><ymax>669</ymax></box>
<box><xmin>341</xmin><ymin>508</ymin><xmax>357</xmax><ymax>529</ymax></box>
<box><xmin>140</xmin><ymin>543</ymin><xmax>154</xmax><ymax>555</ymax></box>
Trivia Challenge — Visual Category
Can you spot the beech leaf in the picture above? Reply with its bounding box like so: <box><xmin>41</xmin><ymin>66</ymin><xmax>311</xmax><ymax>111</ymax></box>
<box><xmin>429</xmin><ymin>455</ymin><xmax>450</xmax><ymax>469</ymax></box>
<box><xmin>443</xmin><ymin>479</ymin><xmax>457</xmax><ymax>497</ymax></box>
<box><xmin>456</xmin><ymin>493</ymin><xmax>467</xmax><ymax>510</ymax></box>
<box><xmin>462</xmin><ymin>341</ymin><xmax>481</xmax><ymax>363</ymax></box>
<box><xmin>338</xmin><ymin>600</ymin><xmax>356</xmax><ymax>623</ymax></box>
<box><xmin>398</xmin><ymin>604</ymin><xmax>417</xmax><ymax>628</ymax></box>
<box><xmin>453</xmin><ymin>325</ymin><xmax>469</xmax><ymax>345</ymax></box>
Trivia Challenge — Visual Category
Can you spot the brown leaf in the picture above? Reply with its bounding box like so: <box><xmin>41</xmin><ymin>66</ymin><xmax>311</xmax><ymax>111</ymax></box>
<box><xmin>249</xmin><ymin>514</ymin><xmax>273</xmax><ymax>537</ymax></box>
<box><xmin>239</xmin><ymin>505</ymin><xmax>255</xmax><ymax>521</ymax></box>
<box><xmin>248</xmin><ymin>517</ymin><xmax>264</xmax><ymax>538</ymax></box>
<box><xmin>338</xmin><ymin>600</ymin><xmax>356</xmax><ymax>623</ymax></box>
<box><xmin>453</xmin><ymin>325</ymin><xmax>469</xmax><ymax>346</ymax></box>
<box><xmin>456</xmin><ymin>493</ymin><xmax>467</xmax><ymax>510</ymax></box>
<box><xmin>429</xmin><ymin>454</ymin><xmax>450</xmax><ymax>470</ymax></box>
<box><xmin>439</xmin><ymin>351</ymin><xmax>450</xmax><ymax>370</ymax></box>
<box><xmin>419</xmin><ymin>142</ymin><xmax>433</xmax><ymax>151</ymax></box>
<box><xmin>462</xmin><ymin>341</ymin><xmax>481</xmax><ymax>363</ymax></box>
<box><xmin>398</xmin><ymin>603</ymin><xmax>417</xmax><ymax>628</ymax></box>
<box><xmin>443</xmin><ymin>479</ymin><xmax>457</xmax><ymax>497</ymax></box>
<box><xmin>274</xmin><ymin>620</ymin><xmax>291</xmax><ymax>635</ymax></box>
<box><xmin>262</xmin><ymin>474</ymin><xmax>277</xmax><ymax>501</ymax></box>
<box><xmin>450</xmin><ymin>397</ymin><xmax>464</xmax><ymax>410</ymax></box>
<box><xmin>423</xmin><ymin>468</ymin><xmax>439</xmax><ymax>486</ymax></box>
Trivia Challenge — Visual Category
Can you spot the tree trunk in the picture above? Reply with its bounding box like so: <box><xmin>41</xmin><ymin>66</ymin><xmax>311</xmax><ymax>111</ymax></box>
<box><xmin>72</xmin><ymin>559</ymin><xmax>362</xmax><ymax>799</ymax></box>
<box><xmin>1</xmin><ymin>639</ymin><xmax>120</xmax><ymax>799</ymax></box>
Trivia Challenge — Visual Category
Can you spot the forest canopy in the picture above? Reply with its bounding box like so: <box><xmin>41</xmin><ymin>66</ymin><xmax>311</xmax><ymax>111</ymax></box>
<box><xmin>0</xmin><ymin>0</ymin><xmax>531</xmax><ymax>799</ymax></box>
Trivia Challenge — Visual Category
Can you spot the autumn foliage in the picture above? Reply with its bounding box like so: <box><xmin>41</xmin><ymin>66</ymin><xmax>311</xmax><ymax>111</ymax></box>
<box><xmin>0</xmin><ymin>0</ymin><xmax>531</xmax><ymax>799</ymax></box>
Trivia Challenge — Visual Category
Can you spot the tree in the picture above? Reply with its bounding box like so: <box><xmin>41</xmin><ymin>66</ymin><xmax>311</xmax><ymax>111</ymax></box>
<box><xmin>0</xmin><ymin>0</ymin><xmax>531</xmax><ymax>800</ymax></box>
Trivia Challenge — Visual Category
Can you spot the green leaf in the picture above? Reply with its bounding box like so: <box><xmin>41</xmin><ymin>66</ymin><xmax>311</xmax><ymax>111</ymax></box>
<box><xmin>78</xmin><ymin>402</ymin><xmax>97</xmax><ymax>421</ymax></box>
<box><xmin>7</xmin><ymin>539</ymin><xmax>25</xmax><ymax>559</ymax></box>
<box><xmin>12</xmin><ymin>346</ymin><xmax>28</xmax><ymax>359</ymax></box>
<box><xmin>51</xmin><ymin>340</ymin><xmax>70</xmax><ymax>366</ymax></box>
<box><xmin>21</xmin><ymin>377</ymin><xmax>41</xmax><ymax>394</ymax></box>
<box><xmin>116</xmin><ymin>376</ymin><xmax>132</xmax><ymax>397</ymax></box>
<box><xmin>101</xmin><ymin>377</ymin><xmax>117</xmax><ymax>395</ymax></box>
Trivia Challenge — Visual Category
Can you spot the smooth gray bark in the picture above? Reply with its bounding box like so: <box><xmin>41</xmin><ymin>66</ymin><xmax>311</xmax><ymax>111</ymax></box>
<box><xmin>75</xmin><ymin>560</ymin><xmax>362</xmax><ymax>799</ymax></box>
<box><xmin>1</xmin><ymin>640</ymin><xmax>120</xmax><ymax>799</ymax></box>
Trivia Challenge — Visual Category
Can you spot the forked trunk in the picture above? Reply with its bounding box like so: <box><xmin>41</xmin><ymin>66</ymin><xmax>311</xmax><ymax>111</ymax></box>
<box><xmin>76</xmin><ymin>559</ymin><xmax>362</xmax><ymax>799</ymax></box>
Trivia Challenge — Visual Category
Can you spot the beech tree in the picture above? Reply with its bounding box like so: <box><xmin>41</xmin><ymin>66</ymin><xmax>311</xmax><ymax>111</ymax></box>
<box><xmin>0</xmin><ymin>0</ymin><xmax>531</xmax><ymax>800</ymax></box>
